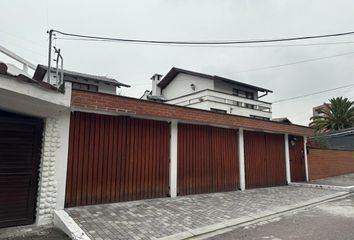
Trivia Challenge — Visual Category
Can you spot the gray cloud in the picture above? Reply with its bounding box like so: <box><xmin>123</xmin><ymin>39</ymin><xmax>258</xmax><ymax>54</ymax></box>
<box><xmin>1</xmin><ymin>0</ymin><xmax>354</xmax><ymax>125</ymax></box>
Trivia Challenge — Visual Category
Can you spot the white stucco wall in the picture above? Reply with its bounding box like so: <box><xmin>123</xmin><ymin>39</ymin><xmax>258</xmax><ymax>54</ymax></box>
<box><xmin>161</xmin><ymin>73</ymin><xmax>214</xmax><ymax>100</ymax></box>
<box><xmin>0</xmin><ymin>75</ymin><xmax>71</xmax><ymax>226</ymax></box>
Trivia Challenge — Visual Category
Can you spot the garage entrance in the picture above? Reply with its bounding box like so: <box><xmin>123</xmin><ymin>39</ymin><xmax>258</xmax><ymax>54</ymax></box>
<box><xmin>177</xmin><ymin>124</ymin><xmax>239</xmax><ymax>196</ymax></box>
<box><xmin>65</xmin><ymin>112</ymin><xmax>170</xmax><ymax>207</ymax></box>
<box><xmin>0</xmin><ymin>110</ymin><xmax>43</xmax><ymax>228</ymax></box>
<box><xmin>244</xmin><ymin>131</ymin><xmax>286</xmax><ymax>189</ymax></box>
<box><xmin>289</xmin><ymin>135</ymin><xmax>306</xmax><ymax>182</ymax></box>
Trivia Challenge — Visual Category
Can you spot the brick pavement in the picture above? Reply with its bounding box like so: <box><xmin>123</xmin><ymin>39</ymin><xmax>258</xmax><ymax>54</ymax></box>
<box><xmin>66</xmin><ymin>186</ymin><xmax>339</xmax><ymax>240</ymax></box>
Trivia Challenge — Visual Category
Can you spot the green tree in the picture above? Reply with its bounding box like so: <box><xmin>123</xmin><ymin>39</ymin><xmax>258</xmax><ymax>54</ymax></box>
<box><xmin>310</xmin><ymin>97</ymin><xmax>354</xmax><ymax>132</ymax></box>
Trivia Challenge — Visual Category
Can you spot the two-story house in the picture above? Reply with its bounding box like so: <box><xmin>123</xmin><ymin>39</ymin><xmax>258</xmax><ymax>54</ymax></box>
<box><xmin>142</xmin><ymin>67</ymin><xmax>273</xmax><ymax>120</ymax></box>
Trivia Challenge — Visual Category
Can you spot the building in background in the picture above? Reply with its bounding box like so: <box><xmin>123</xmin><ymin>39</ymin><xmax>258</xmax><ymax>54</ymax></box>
<box><xmin>33</xmin><ymin>64</ymin><xmax>130</xmax><ymax>95</ymax></box>
<box><xmin>142</xmin><ymin>67</ymin><xmax>273</xmax><ymax>120</ymax></box>
<box><xmin>312</xmin><ymin>103</ymin><xmax>330</xmax><ymax>117</ymax></box>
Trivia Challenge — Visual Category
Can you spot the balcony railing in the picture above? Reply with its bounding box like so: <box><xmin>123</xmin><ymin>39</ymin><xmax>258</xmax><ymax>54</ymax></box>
<box><xmin>166</xmin><ymin>89</ymin><xmax>272</xmax><ymax>113</ymax></box>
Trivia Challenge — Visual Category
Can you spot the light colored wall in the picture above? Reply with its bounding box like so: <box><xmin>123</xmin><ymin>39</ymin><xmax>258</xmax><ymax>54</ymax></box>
<box><xmin>162</xmin><ymin>73</ymin><xmax>214</xmax><ymax>100</ymax></box>
<box><xmin>166</xmin><ymin>89</ymin><xmax>272</xmax><ymax>119</ymax></box>
<box><xmin>0</xmin><ymin>76</ymin><xmax>72</xmax><ymax>226</ymax></box>
<box><xmin>182</xmin><ymin>100</ymin><xmax>271</xmax><ymax>118</ymax></box>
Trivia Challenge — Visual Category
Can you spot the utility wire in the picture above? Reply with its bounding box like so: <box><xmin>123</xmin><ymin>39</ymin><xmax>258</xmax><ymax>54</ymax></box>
<box><xmin>272</xmin><ymin>84</ymin><xmax>354</xmax><ymax>104</ymax></box>
<box><xmin>51</xmin><ymin>29</ymin><xmax>354</xmax><ymax>45</ymax></box>
<box><xmin>54</xmin><ymin>37</ymin><xmax>354</xmax><ymax>48</ymax></box>
<box><xmin>223</xmin><ymin>51</ymin><xmax>354</xmax><ymax>75</ymax></box>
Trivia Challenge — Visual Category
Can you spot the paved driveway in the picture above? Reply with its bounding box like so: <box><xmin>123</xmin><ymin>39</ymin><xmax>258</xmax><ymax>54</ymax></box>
<box><xmin>310</xmin><ymin>173</ymin><xmax>354</xmax><ymax>187</ymax></box>
<box><xmin>66</xmin><ymin>186</ymin><xmax>342</xmax><ymax>240</ymax></box>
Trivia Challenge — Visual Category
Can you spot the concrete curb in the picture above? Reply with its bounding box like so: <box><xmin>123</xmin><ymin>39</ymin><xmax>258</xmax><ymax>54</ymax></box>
<box><xmin>289</xmin><ymin>182</ymin><xmax>354</xmax><ymax>192</ymax></box>
<box><xmin>53</xmin><ymin>210</ymin><xmax>90</xmax><ymax>240</ymax></box>
<box><xmin>157</xmin><ymin>191</ymin><xmax>349</xmax><ymax>240</ymax></box>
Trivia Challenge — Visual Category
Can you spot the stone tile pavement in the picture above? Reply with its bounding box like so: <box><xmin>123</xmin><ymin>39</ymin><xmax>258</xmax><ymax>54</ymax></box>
<box><xmin>66</xmin><ymin>186</ymin><xmax>340</xmax><ymax>240</ymax></box>
<box><xmin>310</xmin><ymin>173</ymin><xmax>354</xmax><ymax>187</ymax></box>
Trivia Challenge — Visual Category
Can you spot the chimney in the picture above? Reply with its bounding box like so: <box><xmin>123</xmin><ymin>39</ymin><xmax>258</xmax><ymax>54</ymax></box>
<box><xmin>151</xmin><ymin>73</ymin><xmax>162</xmax><ymax>96</ymax></box>
<box><xmin>0</xmin><ymin>62</ymin><xmax>8</xmax><ymax>75</ymax></box>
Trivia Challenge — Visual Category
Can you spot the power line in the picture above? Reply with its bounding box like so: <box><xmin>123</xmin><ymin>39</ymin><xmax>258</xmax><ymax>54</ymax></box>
<box><xmin>223</xmin><ymin>51</ymin><xmax>354</xmax><ymax>75</ymax></box>
<box><xmin>54</xmin><ymin>37</ymin><xmax>354</xmax><ymax>48</ymax></box>
<box><xmin>51</xmin><ymin>29</ymin><xmax>354</xmax><ymax>45</ymax></box>
<box><xmin>272</xmin><ymin>84</ymin><xmax>354</xmax><ymax>104</ymax></box>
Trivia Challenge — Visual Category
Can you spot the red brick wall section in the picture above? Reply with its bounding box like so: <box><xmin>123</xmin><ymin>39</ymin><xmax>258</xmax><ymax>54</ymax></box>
<box><xmin>71</xmin><ymin>90</ymin><xmax>312</xmax><ymax>136</ymax></box>
<box><xmin>308</xmin><ymin>148</ymin><xmax>354</xmax><ymax>180</ymax></box>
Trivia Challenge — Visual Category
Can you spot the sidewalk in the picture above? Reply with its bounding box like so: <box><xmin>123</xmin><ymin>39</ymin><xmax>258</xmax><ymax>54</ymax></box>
<box><xmin>65</xmin><ymin>186</ymin><xmax>347</xmax><ymax>240</ymax></box>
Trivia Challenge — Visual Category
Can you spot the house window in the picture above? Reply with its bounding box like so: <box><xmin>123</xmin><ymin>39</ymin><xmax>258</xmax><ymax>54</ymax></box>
<box><xmin>245</xmin><ymin>103</ymin><xmax>255</xmax><ymax>109</ymax></box>
<box><xmin>233</xmin><ymin>88</ymin><xmax>254</xmax><ymax>99</ymax></box>
<box><xmin>72</xmin><ymin>82</ymin><xmax>98</xmax><ymax>92</ymax></box>
<box><xmin>210</xmin><ymin>108</ymin><xmax>227</xmax><ymax>114</ymax></box>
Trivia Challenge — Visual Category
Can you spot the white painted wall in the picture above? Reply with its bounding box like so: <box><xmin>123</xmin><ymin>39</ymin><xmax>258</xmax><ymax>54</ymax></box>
<box><xmin>238</xmin><ymin>128</ymin><xmax>246</xmax><ymax>191</ymax></box>
<box><xmin>166</xmin><ymin>89</ymin><xmax>272</xmax><ymax>119</ymax></box>
<box><xmin>169</xmin><ymin>121</ymin><xmax>178</xmax><ymax>198</ymax></box>
<box><xmin>161</xmin><ymin>73</ymin><xmax>214</xmax><ymax>100</ymax></box>
<box><xmin>0</xmin><ymin>75</ymin><xmax>72</xmax><ymax>226</ymax></box>
<box><xmin>55</xmin><ymin>110</ymin><xmax>71</xmax><ymax>210</ymax></box>
<box><xmin>161</xmin><ymin>74</ymin><xmax>271</xmax><ymax>118</ymax></box>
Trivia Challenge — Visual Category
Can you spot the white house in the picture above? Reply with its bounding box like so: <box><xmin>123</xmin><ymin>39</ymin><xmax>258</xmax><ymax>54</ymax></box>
<box><xmin>142</xmin><ymin>67</ymin><xmax>273</xmax><ymax>120</ymax></box>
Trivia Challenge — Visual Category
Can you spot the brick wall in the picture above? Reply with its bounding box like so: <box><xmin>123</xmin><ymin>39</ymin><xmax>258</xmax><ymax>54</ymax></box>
<box><xmin>71</xmin><ymin>90</ymin><xmax>312</xmax><ymax>136</ymax></box>
<box><xmin>308</xmin><ymin>148</ymin><xmax>354</xmax><ymax>180</ymax></box>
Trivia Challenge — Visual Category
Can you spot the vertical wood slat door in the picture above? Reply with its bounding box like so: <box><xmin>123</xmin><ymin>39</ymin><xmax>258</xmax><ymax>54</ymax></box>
<box><xmin>0</xmin><ymin>111</ymin><xmax>43</xmax><ymax>228</ymax></box>
<box><xmin>289</xmin><ymin>135</ymin><xmax>306</xmax><ymax>182</ymax></box>
<box><xmin>244</xmin><ymin>131</ymin><xmax>286</xmax><ymax>189</ymax></box>
<box><xmin>177</xmin><ymin>124</ymin><xmax>239</xmax><ymax>196</ymax></box>
<box><xmin>65</xmin><ymin>112</ymin><xmax>170</xmax><ymax>207</ymax></box>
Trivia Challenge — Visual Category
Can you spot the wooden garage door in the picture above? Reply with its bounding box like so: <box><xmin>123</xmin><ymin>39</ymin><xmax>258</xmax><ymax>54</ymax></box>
<box><xmin>0</xmin><ymin>111</ymin><xmax>43</xmax><ymax>228</ymax></box>
<box><xmin>245</xmin><ymin>131</ymin><xmax>286</xmax><ymax>189</ymax></box>
<box><xmin>178</xmin><ymin>124</ymin><xmax>239</xmax><ymax>196</ymax></box>
<box><xmin>65</xmin><ymin>112</ymin><xmax>170</xmax><ymax>207</ymax></box>
<box><xmin>289</xmin><ymin>135</ymin><xmax>306</xmax><ymax>182</ymax></box>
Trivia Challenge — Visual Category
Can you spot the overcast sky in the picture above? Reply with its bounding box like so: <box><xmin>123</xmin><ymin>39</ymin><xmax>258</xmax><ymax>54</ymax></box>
<box><xmin>1</xmin><ymin>0</ymin><xmax>354</xmax><ymax>125</ymax></box>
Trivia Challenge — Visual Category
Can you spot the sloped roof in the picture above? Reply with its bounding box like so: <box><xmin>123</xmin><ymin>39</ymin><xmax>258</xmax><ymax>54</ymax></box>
<box><xmin>33</xmin><ymin>64</ymin><xmax>130</xmax><ymax>88</ymax></box>
<box><xmin>158</xmin><ymin>67</ymin><xmax>273</xmax><ymax>93</ymax></box>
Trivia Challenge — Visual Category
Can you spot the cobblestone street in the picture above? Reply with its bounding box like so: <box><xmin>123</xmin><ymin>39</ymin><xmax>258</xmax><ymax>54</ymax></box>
<box><xmin>66</xmin><ymin>186</ymin><xmax>341</xmax><ymax>240</ymax></box>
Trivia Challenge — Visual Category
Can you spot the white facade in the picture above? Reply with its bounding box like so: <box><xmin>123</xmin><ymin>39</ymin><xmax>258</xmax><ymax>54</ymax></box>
<box><xmin>147</xmin><ymin>70</ymin><xmax>272</xmax><ymax>119</ymax></box>
<box><xmin>0</xmin><ymin>73</ymin><xmax>72</xmax><ymax>225</ymax></box>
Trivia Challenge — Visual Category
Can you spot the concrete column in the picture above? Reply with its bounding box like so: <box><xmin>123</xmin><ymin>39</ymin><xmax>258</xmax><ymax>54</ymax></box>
<box><xmin>55</xmin><ymin>110</ymin><xmax>71</xmax><ymax>210</ymax></box>
<box><xmin>304</xmin><ymin>136</ymin><xmax>309</xmax><ymax>182</ymax></box>
<box><xmin>284</xmin><ymin>134</ymin><xmax>291</xmax><ymax>184</ymax></box>
<box><xmin>238</xmin><ymin>128</ymin><xmax>246</xmax><ymax>191</ymax></box>
<box><xmin>169</xmin><ymin>120</ymin><xmax>178</xmax><ymax>197</ymax></box>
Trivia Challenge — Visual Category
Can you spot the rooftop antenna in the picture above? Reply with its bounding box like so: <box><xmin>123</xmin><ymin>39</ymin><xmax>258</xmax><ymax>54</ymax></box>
<box><xmin>53</xmin><ymin>46</ymin><xmax>63</xmax><ymax>86</ymax></box>
<box><xmin>47</xmin><ymin>29</ymin><xmax>53</xmax><ymax>83</ymax></box>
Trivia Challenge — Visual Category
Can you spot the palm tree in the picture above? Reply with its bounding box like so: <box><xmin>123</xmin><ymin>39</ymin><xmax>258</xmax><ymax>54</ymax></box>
<box><xmin>310</xmin><ymin>97</ymin><xmax>354</xmax><ymax>132</ymax></box>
